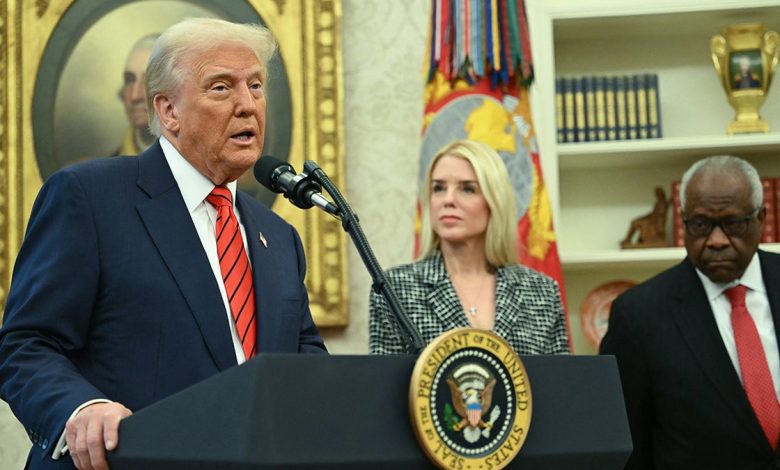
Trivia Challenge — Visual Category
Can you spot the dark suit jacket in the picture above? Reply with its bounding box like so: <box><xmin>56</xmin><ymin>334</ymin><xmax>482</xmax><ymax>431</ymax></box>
<box><xmin>0</xmin><ymin>142</ymin><xmax>327</xmax><ymax>469</ymax></box>
<box><xmin>600</xmin><ymin>251</ymin><xmax>780</xmax><ymax>470</ymax></box>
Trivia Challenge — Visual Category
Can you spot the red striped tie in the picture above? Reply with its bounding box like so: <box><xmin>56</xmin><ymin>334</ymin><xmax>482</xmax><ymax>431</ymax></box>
<box><xmin>725</xmin><ymin>285</ymin><xmax>780</xmax><ymax>450</ymax></box>
<box><xmin>206</xmin><ymin>186</ymin><xmax>257</xmax><ymax>360</ymax></box>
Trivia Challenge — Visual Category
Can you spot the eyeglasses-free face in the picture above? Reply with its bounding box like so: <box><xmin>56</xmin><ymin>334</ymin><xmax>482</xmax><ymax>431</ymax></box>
<box><xmin>683</xmin><ymin>208</ymin><xmax>760</xmax><ymax>238</ymax></box>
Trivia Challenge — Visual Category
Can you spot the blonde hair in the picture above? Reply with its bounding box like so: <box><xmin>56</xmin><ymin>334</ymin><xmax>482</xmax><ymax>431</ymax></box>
<box><xmin>418</xmin><ymin>140</ymin><xmax>518</xmax><ymax>267</ymax></box>
<box><xmin>144</xmin><ymin>17</ymin><xmax>277</xmax><ymax>136</ymax></box>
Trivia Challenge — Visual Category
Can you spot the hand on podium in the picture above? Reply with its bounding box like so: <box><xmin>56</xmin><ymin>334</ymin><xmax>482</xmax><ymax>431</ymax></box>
<box><xmin>66</xmin><ymin>402</ymin><xmax>132</xmax><ymax>470</ymax></box>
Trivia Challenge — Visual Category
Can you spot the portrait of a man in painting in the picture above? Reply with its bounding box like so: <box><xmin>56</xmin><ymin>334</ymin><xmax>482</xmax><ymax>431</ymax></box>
<box><xmin>11</xmin><ymin>0</ymin><xmax>348</xmax><ymax>326</ymax></box>
<box><xmin>34</xmin><ymin>0</ymin><xmax>292</xmax><ymax>208</ymax></box>
<box><xmin>729</xmin><ymin>50</ymin><xmax>763</xmax><ymax>90</ymax></box>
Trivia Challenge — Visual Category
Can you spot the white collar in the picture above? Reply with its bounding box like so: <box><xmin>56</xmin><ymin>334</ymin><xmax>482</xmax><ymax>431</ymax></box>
<box><xmin>696</xmin><ymin>252</ymin><xmax>764</xmax><ymax>301</ymax></box>
<box><xmin>159</xmin><ymin>136</ymin><xmax>237</xmax><ymax>213</ymax></box>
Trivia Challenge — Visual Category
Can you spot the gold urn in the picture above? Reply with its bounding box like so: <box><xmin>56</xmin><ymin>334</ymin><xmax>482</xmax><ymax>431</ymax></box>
<box><xmin>710</xmin><ymin>23</ymin><xmax>780</xmax><ymax>134</ymax></box>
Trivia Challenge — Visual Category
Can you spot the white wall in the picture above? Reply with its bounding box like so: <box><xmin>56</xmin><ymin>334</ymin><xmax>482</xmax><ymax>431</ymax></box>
<box><xmin>0</xmin><ymin>1</ymin><xmax>429</xmax><ymax>467</ymax></box>
<box><xmin>320</xmin><ymin>0</ymin><xmax>429</xmax><ymax>353</ymax></box>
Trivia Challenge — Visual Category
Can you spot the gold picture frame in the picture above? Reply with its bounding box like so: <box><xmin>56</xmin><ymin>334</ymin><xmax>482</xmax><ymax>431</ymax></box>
<box><xmin>0</xmin><ymin>0</ymin><xmax>348</xmax><ymax>326</ymax></box>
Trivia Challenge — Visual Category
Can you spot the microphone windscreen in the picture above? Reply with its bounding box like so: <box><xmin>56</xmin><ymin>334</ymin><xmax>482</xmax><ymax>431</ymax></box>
<box><xmin>254</xmin><ymin>155</ymin><xmax>287</xmax><ymax>190</ymax></box>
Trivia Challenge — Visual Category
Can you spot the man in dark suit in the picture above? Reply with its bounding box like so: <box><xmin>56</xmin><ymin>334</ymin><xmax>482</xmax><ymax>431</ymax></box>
<box><xmin>601</xmin><ymin>155</ymin><xmax>780</xmax><ymax>469</ymax></box>
<box><xmin>0</xmin><ymin>18</ymin><xmax>327</xmax><ymax>470</ymax></box>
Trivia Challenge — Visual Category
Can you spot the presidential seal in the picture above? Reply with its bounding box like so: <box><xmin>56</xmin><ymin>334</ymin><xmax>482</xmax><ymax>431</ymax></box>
<box><xmin>409</xmin><ymin>328</ymin><xmax>532</xmax><ymax>470</ymax></box>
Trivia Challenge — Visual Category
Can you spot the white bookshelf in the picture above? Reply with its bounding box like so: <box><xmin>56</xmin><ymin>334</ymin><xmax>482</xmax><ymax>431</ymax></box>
<box><xmin>527</xmin><ymin>0</ymin><xmax>780</xmax><ymax>354</ymax></box>
<box><xmin>558</xmin><ymin>133</ymin><xmax>780</xmax><ymax>169</ymax></box>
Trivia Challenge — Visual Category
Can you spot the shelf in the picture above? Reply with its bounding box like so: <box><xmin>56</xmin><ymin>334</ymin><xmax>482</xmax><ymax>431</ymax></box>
<box><xmin>561</xmin><ymin>247</ymin><xmax>685</xmax><ymax>272</ymax></box>
<box><xmin>553</xmin><ymin>3</ymin><xmax>780</xmax><ymax>42</ymax></box>
<box><xmin>558</xmin><ymin>134</ymin><xmax>780</xmax><ymax>170</ymax></box>
<box><xmin>562</xmin><ymin>243</ymin><xmax>780</xmax><ymax>272</ymax></box>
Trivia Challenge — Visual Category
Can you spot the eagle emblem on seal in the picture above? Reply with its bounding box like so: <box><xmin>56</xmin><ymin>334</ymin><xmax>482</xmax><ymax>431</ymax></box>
<box><xmin>447</xmin><ymin>363</ymin><xmax>502</xmax><ymax>443</ymax></box>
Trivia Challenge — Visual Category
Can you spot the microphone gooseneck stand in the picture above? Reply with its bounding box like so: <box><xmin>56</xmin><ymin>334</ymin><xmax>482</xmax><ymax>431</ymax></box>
<box><xmin>304</xmin><ymin>161</ymin><xmax>425</xmax><ymax>355</ymax></box>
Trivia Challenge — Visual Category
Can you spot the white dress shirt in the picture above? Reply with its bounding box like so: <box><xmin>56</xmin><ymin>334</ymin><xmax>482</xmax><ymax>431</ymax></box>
<box><xmin>696</xmin><ymin>253</ymin><xmax>780</xmax><ymax>402</ymax></box>
<box><xmin>160</xmin><ymin>136</ymin><xmax>251</xmax><ymax>365</ymax></box>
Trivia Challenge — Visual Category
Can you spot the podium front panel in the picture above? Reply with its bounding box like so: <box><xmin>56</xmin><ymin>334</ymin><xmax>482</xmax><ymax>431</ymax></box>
<box><xmin>109</xmin><ymin>354</ymin><xmax>630</xmax><ymax>469</ymax></box>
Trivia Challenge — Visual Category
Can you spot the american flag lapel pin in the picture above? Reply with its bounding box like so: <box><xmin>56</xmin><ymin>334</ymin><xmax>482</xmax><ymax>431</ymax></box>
<box><xmin>258</xmin><ymin>232</ymin><xmax>268</xmax><ymax>248</ymax></box>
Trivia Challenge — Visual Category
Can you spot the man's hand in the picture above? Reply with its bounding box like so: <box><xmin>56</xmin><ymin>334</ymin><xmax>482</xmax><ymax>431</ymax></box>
<box><xmin>65</xmin><ymin>401</ymin><xmax>132</xmax><ymax>470</ymax></box>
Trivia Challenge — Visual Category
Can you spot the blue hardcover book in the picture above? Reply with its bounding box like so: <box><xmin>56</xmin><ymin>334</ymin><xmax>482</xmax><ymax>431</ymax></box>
<box><xmin>584</xmin><ymin>76</ymin><xmax>597</xmax><ymax>142</ymax></box>
<box><xmin>563</xmin><ymin>77</ymin><xmax>576</xmax><ymax>143</ymax></box>
<box><xmin>615</xmin><ymin>76</ymin><xmax>628</xmax><ymax>140</ymax></box>
<box><xmin>634</xmin><ymin>74</ymin><xmax>649</xmax><ymax>139</ymax></box>
<box><xmin>605</xmin><ymin>76</ymin><xmax>617</xmax><ymax>141</ymax></box>
<box><xmin>646</xmin><ymin>73</ymin><xmax>662</xmax><ymax>138</ymax></box>
<box><xmin>594</xmin><ymin>76</ymin><xmax>607</xmax><ymax>141</ymax></box>
<box><xmin>556</xmin><ymin>77</ymin><xmax>566</xmax><ymax>142</ymax></box>
<box><xmin>573</xmin><ymin>77</ymin><xmax>587</xmax><ymax>142</ymax></box>
<box><xmin>626</xmin><ymin>75</ymin><xmax>638</xmax><ymax>140</ymax></box>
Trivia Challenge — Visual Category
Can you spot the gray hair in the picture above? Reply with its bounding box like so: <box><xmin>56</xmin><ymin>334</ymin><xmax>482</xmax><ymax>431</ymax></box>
<box><xmin>144</xmin><ymin>17</ymin><xmax>277</xmax><ymax>136</ymax></box>
<box><xmin>679</xmin><ymin>155</ymin><xmax>762</xmax><ymax>212</ymax></box>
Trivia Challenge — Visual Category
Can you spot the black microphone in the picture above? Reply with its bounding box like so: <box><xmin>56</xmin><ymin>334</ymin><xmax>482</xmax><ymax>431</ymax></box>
<box><xmin>254</xmin><ymin>156</ymin><xmax>339</xmax><ymax>215</ymax></box>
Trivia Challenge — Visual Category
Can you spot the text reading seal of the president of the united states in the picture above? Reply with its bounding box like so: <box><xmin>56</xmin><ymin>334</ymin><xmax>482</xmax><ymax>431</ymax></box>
<box><xmin>409</xmin><ymin>328</ymin><xmax>532</xmax><ymax>470</ymax></box>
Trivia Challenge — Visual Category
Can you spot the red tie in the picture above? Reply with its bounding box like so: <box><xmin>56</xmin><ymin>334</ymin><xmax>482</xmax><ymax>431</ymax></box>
<box><xmin>725</xmin><ymin>284</ymin><xmax>780</xmax><ymax>450</ymax></box>
<box><xmin>206</xmin><ymin>186</ymin><xmax>257</xmax><ymax>360</ymax></box>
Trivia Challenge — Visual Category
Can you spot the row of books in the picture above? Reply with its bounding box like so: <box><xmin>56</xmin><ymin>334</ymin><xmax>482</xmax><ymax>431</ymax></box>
<box><xmin>556</xmin><ymin>74</ymin><xmax>662</xmax><ymax>143</ymax></box>
<box><xmin>671</xmin><ymin>178</ymin><xmax>779</xmax><ymax>246</ymax></box>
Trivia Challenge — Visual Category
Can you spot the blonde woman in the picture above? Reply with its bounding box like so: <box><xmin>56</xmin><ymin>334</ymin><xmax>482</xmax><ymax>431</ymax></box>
<box><xmin>369</xmin><ymin>140</ymin><xmax>569</xmax><ymax>354</ymax></box>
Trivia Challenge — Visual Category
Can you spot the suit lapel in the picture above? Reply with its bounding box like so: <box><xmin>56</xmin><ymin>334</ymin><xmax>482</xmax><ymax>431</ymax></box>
<box><xmin>759</xmin><ymin>250</ymin><xmax>780</xmax><ymax>350</ymax></box>
<box><xmin>760</xmin><ymin>251</ymin><xmax>780</xmax><ymax>452</ymax></box>
<box><xmin>135</xmin><ymin>143</ymin><xmax>237</xmax><ymax>371</ymax></box>
<box><xmin>234</xmin><ymin>193</ymin><xmax>282</xmax><ymax>352</ymax></box>
<box><xmin>492</xmin><ymin>267</ymin><xmax>520</xmax><ymax>338</ymax></box>
<box><xmin>670</xmin><ymin>259</ymin><xmax>767</xmax><ymax>445</ymax></box>
<box><xmin>424</xmin><ymin>253</ymin><xmax>470</xmax><ymax>332</ymax></box>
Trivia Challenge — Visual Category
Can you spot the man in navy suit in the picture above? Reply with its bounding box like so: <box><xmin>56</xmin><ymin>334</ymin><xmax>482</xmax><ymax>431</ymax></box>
<box><xmin>0</xmin><ymin>18</ymin><xmax>327</xmax><ymax>470</ymax></box>
<box><xmin>601</xmin><ymin>155</ymin><xmax>780</xmax><ymax>469</ymax></box>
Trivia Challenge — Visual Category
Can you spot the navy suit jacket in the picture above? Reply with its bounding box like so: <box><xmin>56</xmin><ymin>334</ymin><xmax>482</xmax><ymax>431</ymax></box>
<box><xmin>600</xmin><ymin>251</ymin><xmax>780</xmax><ymax>470</ymax></box>
<box><xmin>0</xmin><ymin>142</ymin><xmax>327</xmax><ymax>469</ymax></box>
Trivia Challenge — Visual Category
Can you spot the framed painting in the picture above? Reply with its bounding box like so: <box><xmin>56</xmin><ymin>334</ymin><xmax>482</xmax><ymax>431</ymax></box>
<box><xmin>0</xmin><ymin>0</ymin><xmax>348</xmax><ymax>326</ymax></box>
<box><xmin>729</xmin><ymin>49</ymin><xmax>763</xmax><ymax>90</ymax></box>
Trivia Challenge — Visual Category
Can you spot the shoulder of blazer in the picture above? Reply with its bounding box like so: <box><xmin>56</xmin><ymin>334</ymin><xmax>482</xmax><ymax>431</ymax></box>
<box><xmin>385</xmin><ymin>252</ymin><xmax>447</xmax><ymax>287</ymax></box>
<box><xmin>499</xmin><ymin>264</ymin><xmax>557</xmax><ymax>290</ymax></box>
<box><xmin>758</xmin><ymin>249</ymin><xmax>780</xmax><ymax>294</ymax></box>
<box><xmin>758</xmin><ymin>249</ymin><xmax>780</xmax><ymax>269</ymax></box>
<box><xmin>623</xmin><ymin>258</ymin><xmax>695</xmax><ymax>299</ymax></box>
<box><xmin>56</xmin><ymin>152</ymin><xmax>141</xmax><ymax>182</ymax></box>
<box><xmin>611</xmin><ymin>259</ymin><xmax>700</xmax><ymax>330</ymax></box>
<box><xmin>45</xmin><ymin>152</ymin><xmax>148</xmax><ymax>207</ymax></box>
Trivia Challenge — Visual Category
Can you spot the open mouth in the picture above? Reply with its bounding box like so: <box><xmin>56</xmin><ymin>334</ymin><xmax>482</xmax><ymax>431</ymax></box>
<box><xmin>232</xmin><ymin>130</ymin><xmax>255</xmax><ymax>142</ymax></box>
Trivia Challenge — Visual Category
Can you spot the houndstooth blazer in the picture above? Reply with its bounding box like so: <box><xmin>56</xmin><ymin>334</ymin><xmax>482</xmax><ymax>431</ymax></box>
<box><xmin>369</xmin><ymin>251</ymin><xmax>570</xmax><ymax>355</ymax></box>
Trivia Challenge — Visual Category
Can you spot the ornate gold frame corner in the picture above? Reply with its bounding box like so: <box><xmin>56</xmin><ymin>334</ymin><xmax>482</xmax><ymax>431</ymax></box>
<box><xmin>0</xmin><ymin>0</ymin><xmax>348</xmax><ymax>327</ymax></box>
